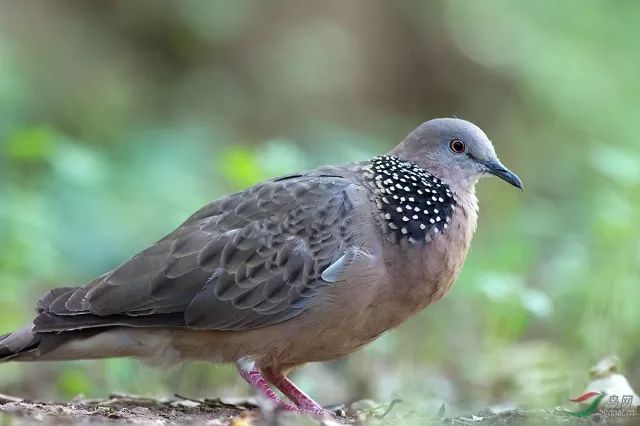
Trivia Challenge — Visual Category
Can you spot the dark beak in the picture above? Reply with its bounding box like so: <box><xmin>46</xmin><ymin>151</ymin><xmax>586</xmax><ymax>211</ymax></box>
<box><xmin>482</xmin><ymin>159</ymin><xmax>523</xmax><ymax>190</ymax></box>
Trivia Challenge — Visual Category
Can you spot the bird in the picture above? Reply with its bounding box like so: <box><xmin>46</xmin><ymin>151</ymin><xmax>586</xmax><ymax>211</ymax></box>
<box><xmin>0</xmin><ymin>118</ymin><xmax>522</xmax><ymax>415</ymax></box>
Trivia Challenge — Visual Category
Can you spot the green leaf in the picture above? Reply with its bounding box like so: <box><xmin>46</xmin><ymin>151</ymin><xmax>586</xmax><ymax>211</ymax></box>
<box><xmin>4</xmin><ymin>126</ymin><xmax>57</xmax><ymax>161</ymax></box>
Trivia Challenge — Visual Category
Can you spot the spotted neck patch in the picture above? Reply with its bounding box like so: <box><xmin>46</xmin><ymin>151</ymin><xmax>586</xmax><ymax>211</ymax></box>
<box><xmin>363</xmin><ymin>155</ymin><xmax>456</xmax><ymax>244</ymax></box>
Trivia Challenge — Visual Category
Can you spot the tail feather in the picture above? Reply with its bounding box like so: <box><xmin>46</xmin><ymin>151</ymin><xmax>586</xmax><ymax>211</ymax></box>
<box><xmin>2</xmin><ymin>286</ymin><xmax>169</xmax><ymax>363</ymax></box>
<box><xmin>1</xmin><ymin>325</ymin><xmax>117</xmax><ymax>362</ymax></box>
<box><xmin>0</xmin><ymin>326</ymin><xmax>41</xmax><ymax>361</ymax></box>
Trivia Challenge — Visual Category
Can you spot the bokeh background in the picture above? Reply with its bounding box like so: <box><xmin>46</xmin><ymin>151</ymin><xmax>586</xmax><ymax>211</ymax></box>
<box><xmin>0</xmin><ymin>0</ymin><xmax>638</xmax><ymax>418</ymax></box>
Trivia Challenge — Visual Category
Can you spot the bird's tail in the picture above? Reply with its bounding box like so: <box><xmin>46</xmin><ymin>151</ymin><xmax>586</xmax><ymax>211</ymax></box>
<box><xmin>0</xmin><ymin>326</ymin><xmax>41</xmax><ymax>362</ymax></box>
<box><xmin>0</xmin><ymin>325</ymin><xmax>152</xmax><ymax>363</ymax></box>
<box><xmin>0</xmin><ymin>324</ymin><xmax>110</xmax><ymax>362</ymax></box>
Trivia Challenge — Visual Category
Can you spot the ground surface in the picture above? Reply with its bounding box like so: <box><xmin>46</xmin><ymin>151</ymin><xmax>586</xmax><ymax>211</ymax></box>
<box><xmin>1</xmin><ymin>394</ymin><xmax>639</xmax><ymax>425</ymax></box>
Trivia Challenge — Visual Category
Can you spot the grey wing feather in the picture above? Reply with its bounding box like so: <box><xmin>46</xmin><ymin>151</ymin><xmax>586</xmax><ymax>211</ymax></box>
<box><xmin>321</xmin><ymin>253</ymin><xmax>349</xmax><ymax>283</ymax></box>
<box><xmin>34</xmin><ymin>173</ymin><xmax>361</xmax><ymax>332</ymax></box>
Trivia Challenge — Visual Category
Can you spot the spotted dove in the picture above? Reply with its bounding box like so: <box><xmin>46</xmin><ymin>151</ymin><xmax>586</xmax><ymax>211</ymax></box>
<box><xmin>0</xmin><ymin>118</ymin><xmax>522</xmax><ymax>414</ymax></box>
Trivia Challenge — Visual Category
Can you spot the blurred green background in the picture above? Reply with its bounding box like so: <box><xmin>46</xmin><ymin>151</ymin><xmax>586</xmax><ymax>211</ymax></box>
<box><xmin>0</xmin><ymin>0</ymin><xmax>638</xmax><ymax>417</ymax></box>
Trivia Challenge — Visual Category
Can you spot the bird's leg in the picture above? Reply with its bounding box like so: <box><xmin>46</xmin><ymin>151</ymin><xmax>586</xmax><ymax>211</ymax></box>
<box><xmin>235</xmin><ymin>358</ymin><xmax>297</xmax><ymax>411</ymax></box>
<box><xmin>262</xmin><ymin>368</ymin><xmax>325</xmax><ymax>413</ymax></box>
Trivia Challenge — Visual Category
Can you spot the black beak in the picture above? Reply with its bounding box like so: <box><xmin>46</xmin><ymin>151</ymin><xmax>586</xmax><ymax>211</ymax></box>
<box><xmin>482</xmin><ymin>159</ymin><xmax>523</xmax><ymax>190</ymax></box>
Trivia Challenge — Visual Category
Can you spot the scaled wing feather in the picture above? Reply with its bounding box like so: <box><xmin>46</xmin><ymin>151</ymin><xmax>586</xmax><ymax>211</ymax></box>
<box><xmin>34</xmin><ymin>174</ymin><xmax>360</xmax><ymax>332</ymax></box>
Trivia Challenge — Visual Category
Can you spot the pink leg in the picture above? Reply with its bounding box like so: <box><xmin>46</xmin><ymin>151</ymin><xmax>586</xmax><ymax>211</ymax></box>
<box><xmin>235</xmin><ymin>359</ymin><xmax>296</xmax><ymax>411</ymax></box>
<box><xmin>262</xmin><ymin>368</ymin><xmax>325</xmax><ymax>413</ymax></box>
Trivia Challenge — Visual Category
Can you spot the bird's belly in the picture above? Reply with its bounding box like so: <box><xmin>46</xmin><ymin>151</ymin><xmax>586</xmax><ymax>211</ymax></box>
<box><xmin>254</xmin><ymin>250</ymin><xmax>466</xmax><ymax>366</ymax></box>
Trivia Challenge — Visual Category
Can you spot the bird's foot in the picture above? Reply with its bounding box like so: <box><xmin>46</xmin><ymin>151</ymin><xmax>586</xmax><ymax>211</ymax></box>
<box><xmin>278</xmin><ymin>404</ymin><xmax>334</xmax><ymax>417</ymax></box>
<box><xmin>236</xmin><ymin>359</ymin><xmax>338</xmax><ymax>418</ymax></box>
<box><xmin>262</xmin><ymin>368</ymin><xmax>337</xmax><ymax>417</ymax></box>
<box><xmin>236</xmin><ymin>358</ymin><xmax>295</xmax><ymax>409</ymax></box>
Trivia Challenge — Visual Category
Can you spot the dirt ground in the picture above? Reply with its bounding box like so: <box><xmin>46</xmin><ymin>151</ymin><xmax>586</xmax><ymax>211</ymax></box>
<box><xmin>1</xmin><ymin>393</ymin><xmax>638</xmax><ymax>425</ymax></box>
<box><xmin>0</xmin><ymin>393</ymin><xmax>353</xmax><ymax>425</ymax></box>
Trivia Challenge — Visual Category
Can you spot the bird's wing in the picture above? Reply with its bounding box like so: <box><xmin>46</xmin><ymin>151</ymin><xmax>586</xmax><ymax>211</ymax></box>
<box><xmin>34</xmin><ymin>173</ymin><xmax>361</xmax><ymax>332</ymax></box>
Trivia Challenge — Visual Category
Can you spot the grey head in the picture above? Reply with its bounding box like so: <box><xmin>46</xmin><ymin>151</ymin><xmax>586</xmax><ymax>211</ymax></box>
<box><xmin>390</xmin><ymin>118</ymin><xmax>522</xmax><ymax>192</ymax></box>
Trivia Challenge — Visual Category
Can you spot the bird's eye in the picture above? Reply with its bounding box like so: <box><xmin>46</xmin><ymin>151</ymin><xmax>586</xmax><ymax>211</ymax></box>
<box><xmin>450</xmin><ymin>139</ymin><xmax>466</xmax><ymax>153</ymax></box>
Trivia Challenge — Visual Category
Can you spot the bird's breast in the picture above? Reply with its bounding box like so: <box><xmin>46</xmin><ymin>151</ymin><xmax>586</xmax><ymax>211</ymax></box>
<box><xmin>374</xmin><ymin>198</ymin><xmax>477</xmax><ymax>327</ymax></box>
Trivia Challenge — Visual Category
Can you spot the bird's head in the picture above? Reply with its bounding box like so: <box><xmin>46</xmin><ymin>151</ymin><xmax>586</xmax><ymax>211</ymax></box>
<box><xmin>391</xmin><ymin>118</ymin><xmax>522</xmax><ymax>193</ymax></box>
